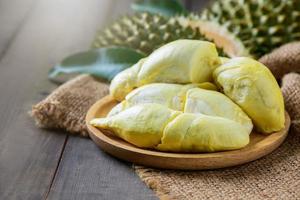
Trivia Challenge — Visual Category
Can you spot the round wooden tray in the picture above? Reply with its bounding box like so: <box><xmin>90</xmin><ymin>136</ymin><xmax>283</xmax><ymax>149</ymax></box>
<box><xmin>86</xmin><ymin>95</ymin><xmax>291</xmax><ymax>170</ymax></box>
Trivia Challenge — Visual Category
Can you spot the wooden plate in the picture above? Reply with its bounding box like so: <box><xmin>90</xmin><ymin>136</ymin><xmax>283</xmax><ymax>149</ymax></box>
<box><xmin>86</xmin><ymin>95</ymin><xmax>291</xmax><ymax>170</ymax></box>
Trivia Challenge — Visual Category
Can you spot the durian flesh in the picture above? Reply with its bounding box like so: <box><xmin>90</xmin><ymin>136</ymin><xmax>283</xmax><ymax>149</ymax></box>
<box><xmin>93</xmin><ymin>39</ymin><xmax>286</xmax><ymax>152</ymax></box>
<box><xmin>108</xmin><ymin>83</ymin><xmax>253</xmax><ymax>135</ymax></box>
<box><xmin>109</xmin><ymin>58</ymin><xmax>145</xmax><ymax>102</ymax></box>
<box><xmin>157</xmin><ymin>113</ymin><xmax>249</xmax><ymax>152</ymax></box>
<box><xmin>91</xmin><ymin>104</ymin><xmax>180</xmax><ymax>148</ymax></box>
<box><xmin>108</xmin><ymin>82</ymin><xmax>217</xmax><ymax>116</ymax></box>
<box><xmin>138</xmin><ymin>40</ymin><xmax>220</xmax><ymax>84</ymax></box>
<box><xmin>184</xmin><ymin>88</ymin><xmax>253</xmax><ymax>134</ymax></box>
<box><xmin>91</xmin><ymin>104</ymin><xmax>249</xmax><ymax>152</ymax></box>
<box><xmin>213</xmin><ymin>57</ymin><xmax>285</xmax><ymax>133</ymax></box>
<box><xmin>110</xmin><ymin>39</ymin><xmax>221</xmax><ymax>101</ymax></box>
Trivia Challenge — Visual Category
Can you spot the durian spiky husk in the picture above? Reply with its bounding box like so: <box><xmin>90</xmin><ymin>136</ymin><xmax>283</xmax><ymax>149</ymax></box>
<box><xmin>92</xmin><ymin>12</ymin><xmax>226</xmax><ymax>56</ymax></box>
<box><xmin>178</xmin><ymin>14</ymin><xmax>249</xmax><ymax>58</ymax></box>
<box><xmin>194</xmin><ymin>0</ymin><xmax>300</xmax><ymax>58</ymax></box>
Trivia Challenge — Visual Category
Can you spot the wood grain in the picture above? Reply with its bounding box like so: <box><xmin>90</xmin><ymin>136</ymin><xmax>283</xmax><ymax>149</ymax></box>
<box><xmin>0</xmin><ymin>0</ymin><xmax>156</xmax><ymax>199</ymax></box>
<box><xmin>0</xmin><ymin>0</ymin><xmax>213</xmax><ymax>199</ymax></box>
<box><xmin>0</xmin><ymin>0</ymin><xmax>71</xmax><ymax>198</ymax></box>
<box><xmin>86</xmin><ymin>96</ymin><xmax>291</xmax><ymax>170</ymax></box>
<box><xmin>47</xmin><ymin>137</ymin><xmax>157</xmax><ymax>200</ymax></box>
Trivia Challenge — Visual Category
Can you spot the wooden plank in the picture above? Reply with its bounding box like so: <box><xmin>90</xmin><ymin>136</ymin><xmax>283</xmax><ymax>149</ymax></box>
<box><xmin>45</xmin><ymin>0</ymin><xmax>156</xmax><ymax>199</ymax></box>
<box><xmin>0</xmin><ymin>4</ymin><xmax>69</xmax><ymax>196</ymax></box>
<box><xmin>47</xmin><ymin>137</ymin><xmax>157</xmax><ymax>200</ymax></box>
<box><xmin>0</xmin><ymin>0</ymin><xmax>139</xmax><ymax>199</ymax></box>
<box><xmin>0</xmin><ymin>0</ymin><xmax>156</xmax><ymax>199</ymax></box>
<box><xmin>0</xmin><ymin>1</ymin><xmax>68</xmax><ymax>199</ymax></box>
<box><xmin>47</xmin><ymin>1</ymin><xmax>209</xmax><ymax>199</ymax></box>
<box><xmin>0</xmin><ymin>0</ymin><xmax>212</xmax><ymax>199</ymax></box>
<box><xmin>0</xmin><ymin>117</ymin><xmax>67</xmax><ymax>199</ymax></box>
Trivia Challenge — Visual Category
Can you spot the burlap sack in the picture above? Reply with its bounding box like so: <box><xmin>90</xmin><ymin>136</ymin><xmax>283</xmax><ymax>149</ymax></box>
<box><xmin>259</xmin><ymin>42</ymin><xmax>300</xmax><ymax>79</ymax></box>
<box><xmin>31</xmin><ymin>42</ymin><xmax>300</xmax><ymax>199</ymax></box>
<box><xmin>31</xmin><ymin>75</ymin><xmax>109</xmax><ymax>137</ymax></box>
<box><xmin>281</xmin><ymin>73</ymin><xmax>300</xmax><ymax>132</ymax></box>
<box><xmin>134</xmin><ymin>128</ymin><xmax>300</xmax><ymax>199</ymax></box>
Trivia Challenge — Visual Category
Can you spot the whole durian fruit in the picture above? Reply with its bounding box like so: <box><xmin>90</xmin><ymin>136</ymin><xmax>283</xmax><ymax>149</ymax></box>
<box><xmin>93</xmin><ymin>12</ymin><xmax>226</xmax><ymax>55</ymax></box>
<box><xmin>186</xmin><ymin>0</ymin><xmax>300</xmax><ymax>58</ymax></box>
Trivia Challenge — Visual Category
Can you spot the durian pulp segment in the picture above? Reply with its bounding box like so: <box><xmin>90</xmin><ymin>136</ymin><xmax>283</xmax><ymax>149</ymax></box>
<box><xmin>184</xmin><ymin>88</ymin><xmax>253</xmax><ymax>134</ymax></box>
<box><xmin>213</xmin><ymin>57</ymin><xmax>285</xmax><ymax>133</ymax></box>
<box><xmin>219</xmin><ymin>56</ymin><xmax>230</xmax><ymax>64</ymax></box>
<box><xmin>198</xmin><ymin>82</ymin><xmax>218</xmax><ymax>91</ymax></box>
<box><xmin>107</xmin><ymin>83</ymin><xmax>253</xmax><ymax>136</ymax></box>
<box><xmin>91</xmin><ymin>104</ymin><xmax>250</xmax><ymax>152</ymax></box>
<box><xmin>124</xmin><ymin>83</ymin><xmax>200</xmax><ymax>111</ymax></box>
<box><xmin>110</xmin><ymin>39</ymin><xmax>221</xmax><ymax>101</ymax></box>
<box><xmin>137</xmin><ymin>40</ymin><xmax>221</xmax><ymax>85</ymax></box>
<box><xmin>108</xmin><ymin>82</ymin><xmax>217</xmax><ymax>117</ymax></box>
<box><xmin>91</xmin><ymin>103</ymin><xmax>181</xmax><ymax>148</ymax></box>
<box><xmin>109</xmin><ymin>58</ymin><xmax>146</xmax><ymax>101</ymax></box>
<box><xmin>157</xmin><ymin>113</ymin><xmax>249</xmax><ymax>152</ymax></box>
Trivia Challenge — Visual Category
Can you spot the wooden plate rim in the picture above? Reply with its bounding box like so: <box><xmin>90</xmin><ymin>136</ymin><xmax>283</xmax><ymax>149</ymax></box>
<box><xmin>86</xmin><ymin>95</ymin><xmax>291</xmax><ymax>170</ymax></box>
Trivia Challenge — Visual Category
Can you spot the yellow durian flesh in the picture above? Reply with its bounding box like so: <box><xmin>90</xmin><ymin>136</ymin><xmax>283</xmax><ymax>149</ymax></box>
<box><xmin>90</xmin><ymin>104</ymin><xmax>181</xmax><ymax>148</ymax></box>
<box><xmin>108</xmin><ymin>82</ymin><xmax>217</xmax><ymax>117</ymax></box>
<box><xmin>184</xmin><ymin>88</ymin><xmax>253</xmax><ymax>134</ymax></box>
<box><xmin>138</xmin><ymin>39</ymin><xmax>221</xmax><ymax>85</ymax></box>
<box><xmin>157</xmin><ymin>113</ymin><xmax>249</xmax><ymax>152</ymax></box>
<box><xmin>107</xmin><ymin>102</ymin><xmax>125</xmax><ymax>117</ymax></box>
<box><xmin>213</xmin><ymin>57</ymin><xmax>285</xmax><ymax>133</ymax></box>
<box><xmin>125</xmin><ymin>83</ymin><xmax>197</xmax><ymax>111</ymax></box>
<box><xmin>109</xmin><ymin>40</ymin><xmax>221</xmax><ymax>101</ymax></box>
<box><xmin>109</xmin><ymin>84</ymin><xmax>253</xmax><ymax>135</ymax></box>
<box><xmin>219</xmin><ymin>56</ymin><xmax>230</xmax><ymax>64</ymax></box>
<box><xmin>198</xmin><ymin>82</ymin><xmax>218</xmax><ymax>91</ymax></box>
<box><xmin>91</xmin><ymin>104</ymin><xmax>250</xmax><ymax>152</ymax></box>
<box><xmin>109</xmin><ymin>58</ymin><xmax>146</xmax><ymax>101</ymax></box>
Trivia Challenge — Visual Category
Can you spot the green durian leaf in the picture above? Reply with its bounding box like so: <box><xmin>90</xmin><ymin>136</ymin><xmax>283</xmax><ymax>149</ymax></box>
<box><xmin>131</xmin><ymin>0</ymin><xmax>188</xmax><ymax>16</ymax></box>
<box><xmin>48</xmin><ymin>47</ymin><xmax>145</xmax><ymax>83</ymax></box>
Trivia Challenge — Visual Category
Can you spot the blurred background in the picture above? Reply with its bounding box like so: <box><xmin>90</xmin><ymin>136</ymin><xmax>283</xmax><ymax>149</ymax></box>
<box><xmin>0</xmin><ymin>0</ymin><xmax>210</xmax><ymax>83</ymax></box>
<box><xmin>0</xmin><ymin>0</ymin><xmax>209</xmax><ymax>56</ymax></box>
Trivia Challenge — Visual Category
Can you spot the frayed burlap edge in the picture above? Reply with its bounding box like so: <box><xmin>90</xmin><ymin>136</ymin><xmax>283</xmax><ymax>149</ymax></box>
<box><xmin>31</xmin><ymin>100</ymin><xmax>89</xmax><ymax>136</ymax></box>
<box><xmin>30</xmin><ymin>74</ymin><xmax>109</xmax><ymax>137</ymax></box>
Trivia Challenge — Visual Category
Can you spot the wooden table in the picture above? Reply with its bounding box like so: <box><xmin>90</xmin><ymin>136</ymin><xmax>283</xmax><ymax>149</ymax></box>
<box><xmin>0</xmin><ymin>0</ymin><xmax>206</xmax><ymax>199</ymax></box>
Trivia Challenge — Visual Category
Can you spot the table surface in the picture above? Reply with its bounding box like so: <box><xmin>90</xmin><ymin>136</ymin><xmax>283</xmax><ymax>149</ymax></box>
<box><xmin>0</xmin><ymin>0</ymin><xmax>206</xmax><ymax>199</ymax></box>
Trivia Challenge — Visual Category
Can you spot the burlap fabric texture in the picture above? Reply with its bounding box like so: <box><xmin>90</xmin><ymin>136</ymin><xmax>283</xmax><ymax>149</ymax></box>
<box><xmin>31</xmin><ymin>75</ymin><xmax>109</xmax><ymax>137</ymax></box>
<box><xmin>260</xmin><ymin>42</ymin><xmax>300</xmax><ymax>79</ymax></box>
<box><xmin>31</xmin><ymin>42</ymin><xmax>300</xmax><ymax>199</ymax></box>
